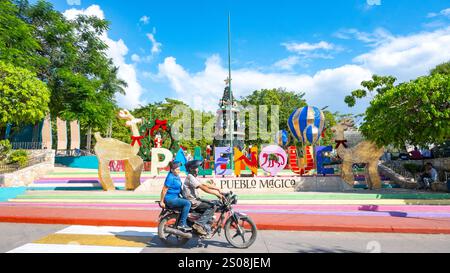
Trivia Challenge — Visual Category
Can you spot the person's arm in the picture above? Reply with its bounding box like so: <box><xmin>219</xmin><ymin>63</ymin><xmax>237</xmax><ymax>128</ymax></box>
<box><xmin>431</xmin><ymin>169</ymin><xmax>439</xmax><ymax>182</ymax></box>
<box><xmin>198</xmin><ymin>184</ymin><xmax>224</xmax><ymax>200</ymax></box>
<box><xmin>205</xmin><ymin>179</ymin><xmax>223</xmax><ymax>194</ymax></box>
<box><xmin>160</xmin><ymin>186</ymin><xmax>168</xmax><ymax>208</ymax></box>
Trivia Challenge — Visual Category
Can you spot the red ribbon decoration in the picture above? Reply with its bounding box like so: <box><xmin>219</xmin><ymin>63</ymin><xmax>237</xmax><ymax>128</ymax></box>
<box><xmin>321</xmin><ymin>127</ymin><xmax>327</xmax><ymax>138</ymax></box>
<box><xmin>131</xmin><ymin>136</ymin><xmax>144</xmax><ymax>147</ymax></box>
<box><xmin>149</xmin><ymin>119</ymin><xmax>168</xmax><ymax>137</ymax></box>
<box><xmin>335</xmin><ymin>140</ymin><xmax>348</xmax><ymax>149</ymax></box>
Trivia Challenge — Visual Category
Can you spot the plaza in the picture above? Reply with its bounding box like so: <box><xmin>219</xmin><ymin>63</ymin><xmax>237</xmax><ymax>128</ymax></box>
<box><xmin>1</xmin><ymin>0</ymin><xmax>450</xmax><ymax>255</ymax></box>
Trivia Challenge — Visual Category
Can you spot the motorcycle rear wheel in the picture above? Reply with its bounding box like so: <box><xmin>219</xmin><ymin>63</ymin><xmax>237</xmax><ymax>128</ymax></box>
<box><xmin>158</xmin><ymin>213</ymin><xmax>190</xmax><ymax>247</ymax></box>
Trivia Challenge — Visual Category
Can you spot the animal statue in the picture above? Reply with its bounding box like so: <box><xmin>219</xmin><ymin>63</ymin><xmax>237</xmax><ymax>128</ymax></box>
<box><xmin>261</xmin><ymin>153</ymin><xmax>286</xmax><ymax>168</ymax></box>
<box><xmin>331</xmin><ymin>119</ymin><xmax>385</xmax><ymax>190</ymax></box>
<box><xmin>94</xmin><ymin>110</ymin><xmax>144</xmax><ymax>191</ymax></box>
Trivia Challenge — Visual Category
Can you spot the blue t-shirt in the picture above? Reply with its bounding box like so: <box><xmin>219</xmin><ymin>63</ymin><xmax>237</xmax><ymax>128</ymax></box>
<box><xmin>164</xmin><ymin>172</ymin><xmax>182</xmax><ymax>201</ymax></box>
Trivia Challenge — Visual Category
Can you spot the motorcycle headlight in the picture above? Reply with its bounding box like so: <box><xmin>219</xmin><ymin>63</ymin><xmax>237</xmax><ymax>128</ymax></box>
<box><xmin>231</xmin><ymin>195</ymin><xmax>238</xmax><ymax>205</ymax></box>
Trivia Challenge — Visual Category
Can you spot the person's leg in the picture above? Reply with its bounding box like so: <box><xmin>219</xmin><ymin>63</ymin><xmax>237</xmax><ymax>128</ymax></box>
<box><xmin>179</xmin><ymin>199</ymin><xmax>191</xmax><ymax>227</ymax></box>
<box><xmin>166</xmin><ymin>198</ymin><xmax>191</xmax><ymax>227</ymax></box>
<box><xmin>196</xmin><ymin>203</ymin><xmax>216</xmax><ymax>227</ymax></box>
<box><xmin>423</xmin><ymin>178</ymin><xmax>432</xmax><ymax>190</ymax></box>
<box><xmin>417</xmin><ymin>174</ymin><xmax>427</xmax><ymax>189</ymax></box>
<box><xmin>192</xmin><ymin>202</ymin><xmax>216</xmax><ymax>235</ymax></box>
<box><xmin>422</xmin><ymin>173</ymin><xmax>432</xmax><ymax>189</ymax></box>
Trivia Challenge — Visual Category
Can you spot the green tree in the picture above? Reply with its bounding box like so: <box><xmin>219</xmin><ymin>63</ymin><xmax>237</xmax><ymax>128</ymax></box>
<box><xmin>0</xmin><ymin>61</ymin><xmax>50</xmax><ymax>128</ymax></box>
<box><xmin>345</xmin><ymin>75</ymin><xmax>397</xmax><ymax>107</ymax></box>
<box><xmin>0</xmin><ymin>0</ymin><xmax>46</xmax><ymax>71</ymax></box>
<box><xmin>240</xmin><ymin>88</ymin><xmax>307</xmax><ymax>147</ymax></box>
<box><xmin>431</xmin><ymin>61</ymin><xmax>450</xmax><ymax>76</ymax></box>
<box><xmin>16</xmin><ymin>0</ymin><xmax>126</xmax><ymax>133</ymax></box>
<box><xmin>346</xmin><ymin>71</ymin><xmax>450</xmax><ymax>148</ymax></box>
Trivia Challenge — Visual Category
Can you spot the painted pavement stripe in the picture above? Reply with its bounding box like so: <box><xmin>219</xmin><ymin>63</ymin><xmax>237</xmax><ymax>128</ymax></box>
<box><xmin>34</xmin><ymin>179</ymin><xmax>148</xmax><ymax>183</ymax></box>
<box><xmin>14</xmin><ymin>193</ymin><xmax>450</xmax><ymax>200</ymax></box>
<box><xmin>9</xmin><ymin>199</ymin><xmax>450</xmax><ymax>205</ymax></box>
<box><xmin>8</xmin><ymin>243</ymin><xmax>144</xmax><ymax>253</ymax></box>
<box><xmin>29</xmin><ymin>183</ymin><xmax>125</xmax><ymax>187</ymax></box>
<box><xmin>34</xmin><ymin>234</ymin><xmax>152</xmax><ymax>247</ymax></box>
<box><xmin>3</xmin><ymin>202</ymin><xmax>450</xmax><ymax>212</ymax></box>
<box><xmin>56</xmin><ymin>225</ymin><xmax>157</xmax><ymax>236</ymax></box>
<box><xmin>26</xmin><ymin>187</ymin><xmax>126</xmax><ymax>191</ymax></box>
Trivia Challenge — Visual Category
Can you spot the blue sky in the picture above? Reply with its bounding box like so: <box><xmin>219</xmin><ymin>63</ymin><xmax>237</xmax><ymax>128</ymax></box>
<box><xmin>41</xmin><ymin>0</ymin><xmax>450</xmax><ymax>114</ymax></box>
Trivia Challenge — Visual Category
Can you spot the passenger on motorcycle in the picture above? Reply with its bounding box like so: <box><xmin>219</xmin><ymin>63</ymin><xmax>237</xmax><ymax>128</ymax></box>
<box><xmin>160</xmin><ymin>161</ymin><xmax>192</xmax><ymax>232</ymax></box>
<box><xmin>183</xmin><ymin>160</ymin><xmax>225</xmax><ymax>236</ymax></box>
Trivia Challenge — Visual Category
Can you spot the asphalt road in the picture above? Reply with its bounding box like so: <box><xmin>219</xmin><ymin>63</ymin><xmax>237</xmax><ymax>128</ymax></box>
<box><xmin>1</xmin><ymin>223</ymin><xmax>450</xmax><ymax>253</ymax></box>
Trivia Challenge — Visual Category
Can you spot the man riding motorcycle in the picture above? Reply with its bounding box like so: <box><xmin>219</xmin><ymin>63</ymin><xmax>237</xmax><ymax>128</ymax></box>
<box><xmin>183</xmin><ymin>160</ymin><xmax>225</xmax><ymax>236</ymax></box>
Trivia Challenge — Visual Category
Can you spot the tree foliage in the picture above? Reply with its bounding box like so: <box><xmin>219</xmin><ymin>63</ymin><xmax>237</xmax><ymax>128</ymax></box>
<box><xmin>431</xmin><ymin>61</ymin><xmax>450</xmax><ymax>76</ymax></box>
<box><xmin>0</xmin><ymin>61</ymin><xmax>50</xmax><ymax>127</ymax></box>
<box><xmin>0</xmin><ymin>0</ymin><xmax>46</xmax><ymax>71</ymax></box>
<box><xmin>345</xmin><ymin>75</ymin><xmax>396</xmax><ymax>107</ymax></box>
<box><xmin>0</xmin><ymin>0</ymin><xmax>127</xmax><ymax>136</ymax></box>
<box><xmin>239</xmin><ymin>88</ymin><xmax>308</xmax><ymax>147</ymax></box>
<box><xmin>347</xmin><ymin>71</ymin><xmax>450</xmax><ymax>148</ymax></box>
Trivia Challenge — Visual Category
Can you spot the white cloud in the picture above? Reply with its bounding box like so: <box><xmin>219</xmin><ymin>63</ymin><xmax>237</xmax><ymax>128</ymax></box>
<box><xmin>334</xmin><ymin>28</ymin><xmax>394</xmax><ymax>46</ymax></box>
<box><xmin>274</xmin><ymin>56</ymin><xmax>300</xmax><ymax>71</ymax></box>
<box><xmin>156</xmin><ymin>55</ymin><xmax>372</xmax><ymax>113</ymax></box>
<box><xmin>64</xmin><ymin>4</ymin><xmax>105</xmax><ymax>20</ymax></box>
<box><xmin>155</xmin><ymin>25</ymin><xmax>450</xmax><ymax>114</ymax></box>
<box><xmin>280</xmin><ymin>41</ymin><xmax>338</xmax><ymax>62</ymax></box>
<box><xmin>140</xmin><ymin>15</ymin><xmax>150</xmax><ymax>24</ymax></box>
<box><xmin>366</xmin><ymin>0</ymin><xmax>381</xmax><ymax>6</ymax></box>
<box><xmin>67</xmin><ymin>0</ymin><xmax>81</xmax><ymax>6</ymax></box>
<box><xmin>131</xmin><ymin>54</ymin><xmax>141</xmax><ymax>63</ymax></box>
<box><xmin>443</xmin><ymin>8</ymin><xmax>450</xmax><ymax>17</ymax></box>
<box><xmin>354</xmin><ymin>26</ymin><xmax>450</xmax><ymax>81</ymax></box>
<box><xmin>282</xmin><ymin>41</ymin><xmax>335</xmax><ymax>53</ymax></box>
<box><xmin>427</xmin><ymin>8</ymin><xmax>450</xmax><ymax>18</ymax></box>
<box><xmin>147</xmin><ymin>33</ymin><xmax>162</xmax><ymax>55</ymax></box>
<box><xmin>63</xmin><ymin>5</ymin><xmax>145</xmax><ymax>109</ymax></box>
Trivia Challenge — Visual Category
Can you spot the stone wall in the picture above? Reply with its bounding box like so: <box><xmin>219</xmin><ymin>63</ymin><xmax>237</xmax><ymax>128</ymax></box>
<box><xmin>0</xmin><ymin>150</ymin><xmax>55</xmax><ymax>188</ymax></box>
<box><xmin>396</xmin><ymin>158</ymin><xmax>450</xmax><ymax>179</ymax></box>
<box><xmin>401</xmin><ymin>158</ymin><xmax>450</xmax><ymax>170</ymax></box>
<box><xmin>380</xmin><ymin>163</ymin><xmax>449</xmax><ymax>192</ymax></box>
<box><xmin>135</xmin><ymin>176</ymin><xmax>353</xmax><ymax>194</ymax></box>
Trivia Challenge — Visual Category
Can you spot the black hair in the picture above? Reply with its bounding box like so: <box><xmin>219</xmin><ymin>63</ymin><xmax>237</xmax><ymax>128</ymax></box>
<box><xmin>169</xmin><ymin>161</ymin><xmax>181</xmax><ymax>171</ymax></box>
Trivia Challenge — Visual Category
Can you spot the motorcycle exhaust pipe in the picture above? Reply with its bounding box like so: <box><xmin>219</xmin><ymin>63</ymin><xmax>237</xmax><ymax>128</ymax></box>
<box><xmin>164</xmin><ymin>227</ymin><xmax>193</xmax><ymax>239</ymax></box>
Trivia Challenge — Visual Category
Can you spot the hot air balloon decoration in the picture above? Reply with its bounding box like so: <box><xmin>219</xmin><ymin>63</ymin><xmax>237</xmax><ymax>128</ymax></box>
<box><xmin>275</xmin><ymin>130</ymin><xmax>290</xmax><ymax>147</ymax></box>
<box><xmin>288</xmin><ymin>106</ymin><xmax>326</xmax><ymax>146</ymax></box>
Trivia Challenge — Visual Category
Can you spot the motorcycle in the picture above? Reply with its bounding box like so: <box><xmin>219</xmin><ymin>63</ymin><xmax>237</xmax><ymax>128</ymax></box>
<box><xmin>156</xmin><ymin>192</ymin><xmax>258</xmax><ymax>249</ymax></box>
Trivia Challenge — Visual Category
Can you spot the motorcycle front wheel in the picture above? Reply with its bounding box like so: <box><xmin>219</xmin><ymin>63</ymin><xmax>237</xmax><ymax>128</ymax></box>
<box><xmin>224</xmin><ymin>215</ymin><xmax>258</xmax><ymax>249</ymax></box>
<box><xmin>158</xmin><ymin>213</ymin><xmax>190</xmax><ymax>247</ymax></box>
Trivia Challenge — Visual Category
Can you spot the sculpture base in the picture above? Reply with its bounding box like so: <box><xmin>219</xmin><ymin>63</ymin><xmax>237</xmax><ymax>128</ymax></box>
<box><xmin>135</xmin><ymin>175</ymin><xmax>353</xmax><ymax>194</ymax></box>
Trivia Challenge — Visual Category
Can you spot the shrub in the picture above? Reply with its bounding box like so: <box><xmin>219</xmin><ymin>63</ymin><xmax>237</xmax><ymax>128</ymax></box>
<box><xmin>403</xmin><ymin>163</ymin><xmax>423</xmax><ymax>176</ymax></box>
<box><xmin>0</xmin><ymin>140</ymin><xmax>12</xmax><ymax>161</ymax></box>
<box><xmin>9</xmin><ymin>150</ymin><xmax>29</xmax><ymax>168</ymax></box>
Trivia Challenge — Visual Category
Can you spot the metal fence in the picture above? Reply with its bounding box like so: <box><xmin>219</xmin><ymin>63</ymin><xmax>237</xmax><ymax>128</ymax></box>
<box><xmin>0</xmin><ymin>154</ymin><xmax>48</xmax><ymax>174</ymax></box>
<box><xmin>55</xmin><ymin>149</ymin><xmax>95</xmax><ymax>157</ymax></box>
<box><xmin>382</xmin><ymin>161</ymin><xmax>416</xmax><ymax>180</ymax></box>
<box><xmin>10</xmin><ymin>142</ymin><xmax>43</xmax><ymax>150</ymax></box>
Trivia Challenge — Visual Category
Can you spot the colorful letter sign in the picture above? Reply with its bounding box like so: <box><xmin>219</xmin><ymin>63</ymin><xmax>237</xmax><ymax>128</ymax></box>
<box><xmin>215</xmin><ymin>147</ymin><xmax>233</xmax><ymax>176</ymax></box>
<box><xmin>151</xmin><ymin>148</ymin><xmax>173</xmax><ymax>176</ymax></box>
<box><xmin>316</xmin><ymin>146</ymin><xmax>335</xmax><ymax>175</ymax></box>
<box><xmin>259</xmin><ymin>145</ymin><xmax>288</xmax><ymax>176</ymax></box>
<box><xmin>234</xmin><ymin>146</ymin><xmax>258</xmax><ymax>177</ymax></box>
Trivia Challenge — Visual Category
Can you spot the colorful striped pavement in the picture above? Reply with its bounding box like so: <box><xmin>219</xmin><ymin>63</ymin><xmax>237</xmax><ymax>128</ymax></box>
<box><xmin>8</xmin><ymin>225</ymin><xmax>157</xmax><ymax>253</ymax></box>
<box><xmin>1</xmin><ymin>168</ymin><xmax>450</xmax><ymax>234</ymax></box>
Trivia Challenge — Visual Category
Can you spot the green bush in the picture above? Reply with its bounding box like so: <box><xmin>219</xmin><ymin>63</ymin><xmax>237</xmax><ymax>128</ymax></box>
<box><xmin>403</xmin><ymin>163</ymin><xmax>423</xmax><ymax>176</ymax></box>
<box><xmin>8</xmin><ymin>150</ymin><xmax>29</xmax><ymax>168</ymax></box>
<box><xmin>0</xmin><ymin>140</ymin><xmax>12</xmax><ymax>161</ymax></box>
